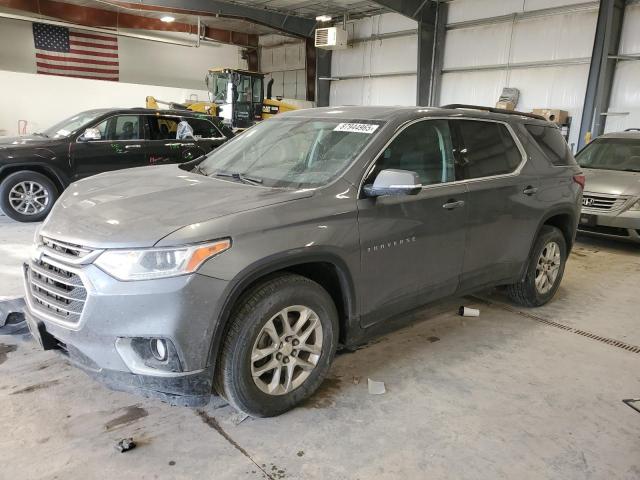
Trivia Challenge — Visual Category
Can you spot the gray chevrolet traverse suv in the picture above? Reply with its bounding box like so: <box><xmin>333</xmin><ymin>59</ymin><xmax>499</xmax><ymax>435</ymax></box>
<box><xmin>23</xmin><ymin>105</ymin><xmax>584</xmax><ymax>417</ymax></box>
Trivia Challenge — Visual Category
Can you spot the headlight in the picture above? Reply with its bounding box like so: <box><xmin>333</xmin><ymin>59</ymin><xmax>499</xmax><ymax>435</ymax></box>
<box><xmin>630</xmin><ymin>199</ymin><xmax>640</xmax><ymax>211</ymax></box>
<box><xmin>95</xmin><ymin>238</ymin><xmax>231</xmax><ymax>281</ymax></box>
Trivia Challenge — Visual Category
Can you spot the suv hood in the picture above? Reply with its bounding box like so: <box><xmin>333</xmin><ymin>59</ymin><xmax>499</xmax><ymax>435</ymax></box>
<box><xmin>583</xmin><ymin>168</ymin><xmax>640</xmax><ymax>196</ymax></box>
<box><xmin>41</xmin><ymin>165</ymin><xmax>314</xmax><ymax>248</ymax></box>
<box><xmin>0</xmin><ymin>135</ymin><xmax>59</xmax><ymax>149</ymax></box>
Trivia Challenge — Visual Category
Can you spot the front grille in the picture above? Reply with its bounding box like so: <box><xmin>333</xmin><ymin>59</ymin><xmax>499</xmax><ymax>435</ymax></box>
<box><xmin>578</xmin><ymin>225</ymin><xmax>630</xmax><ymax>237</ymax></box>
<box><xmin>28</xmin><ymin>259</ymin><xmax>86</xmax><ymax>324</ymax></box>
<box><xmin>582</xmin><ymin>193</ymin><xmax>628</xmax><ymax>211</ymax></box>
<box><xmin>42</xmin><ymin>237</ymin><xmax>93</xmax><ymax>261</ymax></box>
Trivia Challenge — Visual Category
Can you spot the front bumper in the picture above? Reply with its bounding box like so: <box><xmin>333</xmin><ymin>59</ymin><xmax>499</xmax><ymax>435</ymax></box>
<box><xmin>578</xmin><ymin>207</ymin><xmax>640</xmax><ymax>243</ymax></box>
<box><xmin>23</xmin><ymin>255</ymin><xmax>229</xmax><ymax>406</ymax></box>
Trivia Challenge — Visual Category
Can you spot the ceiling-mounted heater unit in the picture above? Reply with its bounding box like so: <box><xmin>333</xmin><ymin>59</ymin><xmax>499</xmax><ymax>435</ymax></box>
<box><xmin>315</xmin><ymin>27</ymin><xmax>348</xmax><ymax>50</ymax></box>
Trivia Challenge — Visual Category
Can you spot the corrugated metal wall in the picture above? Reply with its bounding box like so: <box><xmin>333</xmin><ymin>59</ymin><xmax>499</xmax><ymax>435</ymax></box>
<box><xmin>440</xmin><ymin>1</ymin><xmax>599</xmax><ymax>150</ymax></box>
<box><xmin>329</xmin><ymin>13</ymin><xmax>418</xmax><ymax>106</ymax></box>
<box><xmin>604</xmin><ymin>2</ymin><xmax>640</xmax><ymax>133</ymax></box>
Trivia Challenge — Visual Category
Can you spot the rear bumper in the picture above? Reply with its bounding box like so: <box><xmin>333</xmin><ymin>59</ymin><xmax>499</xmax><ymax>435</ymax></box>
<box><xmin>577</xmin><ymin>208</ymin><xmax>640</xmax><ymax>243</ymax></box>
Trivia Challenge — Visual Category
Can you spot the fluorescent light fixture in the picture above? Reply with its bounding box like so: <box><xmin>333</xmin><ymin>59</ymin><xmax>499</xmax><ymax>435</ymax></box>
<box><xmin>315</xmin><ymin>15</ymin><xmax>332</xmax><ymax>22</ymax></box>
<box><xmin>160</xmin><ymin>15</ymin><xmax>175</xmax><ymax>23</ymax></box>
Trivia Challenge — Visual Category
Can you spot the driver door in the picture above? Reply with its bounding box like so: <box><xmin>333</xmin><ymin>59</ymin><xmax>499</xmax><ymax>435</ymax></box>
<box><xmin>357</xmin><ymin>119</ymin><xmax>468</xmax><ymax>327</ymax></box>
<box><xmin>70</xmin><ymin>114</ymin><xmax>145</xmax><ymax>180</ymax></box>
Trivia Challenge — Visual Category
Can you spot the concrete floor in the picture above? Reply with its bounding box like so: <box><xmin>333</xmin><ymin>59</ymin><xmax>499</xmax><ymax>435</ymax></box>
<box><xmin>1</xmin><ymin>214</ymin><xmax>639</xmax><ymax>480</ymax></box>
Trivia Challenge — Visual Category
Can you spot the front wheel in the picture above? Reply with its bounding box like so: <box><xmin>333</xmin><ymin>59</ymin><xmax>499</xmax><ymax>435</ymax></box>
<box><xmin>0</xmin><ymin>171</ymin><xmax>58</xmax><ymax>222</ymax></box>
<box><xmin>507</xmin><ymin>225</ymin><xmax>567</xmax><ymax>307</ymax></box>
<box><xmin>215</xmin><ymin>274</ymin><xmax>338</xmax><ymax>417</ymax></box>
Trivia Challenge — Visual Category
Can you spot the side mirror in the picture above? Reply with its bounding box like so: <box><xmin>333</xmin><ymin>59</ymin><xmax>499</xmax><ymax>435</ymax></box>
<box><xmin>79</xmin><ymin>128</ymin><xmax>101</xmax><ymax>142</ymax></box>
<box><xmin>363</xmin><ymin>169</ymin><xmax>422</xmax><ymax>198</ymax></box>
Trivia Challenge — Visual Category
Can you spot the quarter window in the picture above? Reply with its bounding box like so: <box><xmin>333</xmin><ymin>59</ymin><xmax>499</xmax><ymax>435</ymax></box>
<box><xmin>454</xmin><ymin>120</ymin><xmax>522</xmax><ymax>180</ymax></box>
<box><xmin>370</xmin><ymin>120</ymin><xmax>455</xmax><ymax>186</ymax></box>
<box><xmin>525</xmin><ymin>124</ymin><xmax>575</xmax><ymax>166</ymax></box>
<box><xmin>184</xmin><ymin>118</ymin><xmax>223</xmax><ymax>139</ymax></box>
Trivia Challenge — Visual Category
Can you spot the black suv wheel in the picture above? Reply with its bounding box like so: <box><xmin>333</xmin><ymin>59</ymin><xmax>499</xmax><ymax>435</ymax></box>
<box><xmin>0</xmin><ymin>171</ymin><xmax>58</xmax><ymax>222</ymax></box>
<box><xmin>215</xmin><ymin>274</ymin><xmax>339</xmax><ymax>417</ymax></box>
<box><xmin>507</xmin><ymin>225</ymin><xmax>567</xmax><ymax>307</ymax></box>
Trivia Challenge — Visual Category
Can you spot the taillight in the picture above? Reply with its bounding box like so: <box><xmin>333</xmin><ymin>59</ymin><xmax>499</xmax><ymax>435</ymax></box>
<box><xmin>573</xmin><ymin>174</ymin><xmax>586</xmax><ymax>189</ymax></box>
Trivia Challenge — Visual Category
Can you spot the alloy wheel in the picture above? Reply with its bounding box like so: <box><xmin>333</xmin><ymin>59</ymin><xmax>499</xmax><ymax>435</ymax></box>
<box><xmin>535</xmin><ymin>241</ymin><xmax>561</xmax><ymax>295</ymax></box>
<box><xmin>8</xmin><ymin>181</ymin><xmax>50</xmax><ymax>215</ymax></box>
<box><xmin>251</xmin><ymin>305</ymin><xmax>323</xmax><ymax>396</ymax></box>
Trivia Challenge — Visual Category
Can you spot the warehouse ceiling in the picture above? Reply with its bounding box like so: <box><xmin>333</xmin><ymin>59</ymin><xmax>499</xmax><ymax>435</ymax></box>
<box><xmin>221</xmin><ymin>0</ymin><xmax>391</xmax><ymax>19</ymax></box>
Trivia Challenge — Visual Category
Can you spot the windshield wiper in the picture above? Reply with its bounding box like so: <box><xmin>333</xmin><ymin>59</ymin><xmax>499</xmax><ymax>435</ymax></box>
<box><xmin>33</xmin><ymin>132</ymin><xmax>49</xmax><ymax>138</ymax></box>
<box><xmin>215</xmin><ymin>171</ymin><xmax>263</xmax><ymax>185</ymax></box>
<box><xmin>623</xmin><ymin>168</ymin><xmax>640</xmax><ymax>172</ymax></box>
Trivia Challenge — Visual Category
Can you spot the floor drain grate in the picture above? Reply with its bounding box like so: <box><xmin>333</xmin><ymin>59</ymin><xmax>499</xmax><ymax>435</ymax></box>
<box><xmin>472</xmin><ymin>296</ymin><xmax>640</xmax><ymax>355</ymax></box>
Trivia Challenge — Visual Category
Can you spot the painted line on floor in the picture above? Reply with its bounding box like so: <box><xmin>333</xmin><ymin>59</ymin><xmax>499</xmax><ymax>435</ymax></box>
<box><xmin>471</xmin><ymin>296</ymin><xmax>640</xmax><ymax>355</ymax></box>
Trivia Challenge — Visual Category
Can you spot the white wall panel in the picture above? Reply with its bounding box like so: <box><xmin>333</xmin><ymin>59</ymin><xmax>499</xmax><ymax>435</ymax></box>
<box><xmin>260</xmin><ymin>38</ymin><xmax>306</xmax><ymax>100</ymax></box>
<box><xmin>619</xmin><ymin>4</ymin><xmax>640</xmax><ymax>55</ymax></box>
<box><xmin>447</xmin><ymin>0</ymin><xmax>594</xmax><ymax>24</ymax></box>
<box><xmin>605</xmin><ymin>61</ymin><xmax>640</xmax><ymax>133</ymax></box>
<box><xmin>0</xmin><ymin>70</ymin><xmax>208</xmax><ymax>136</ymax></box>
<box><xmin>443</xmin><ymin>24</ymin><xmax>511</xmax><ymax>69</ymax></box>
<box><xmin>509</xmin><ymin>11</ymin><xmax>597</xmax><ymax>63</ymax></box>
<box><xmin>441</xmin><ymin>64</ymin><xmax>589</xmax><ymax>148</ymax></box>
<box><xmin>330</xmin><ymin>75</ymin><xmax>416</xmax><ymax>106</ymax></box>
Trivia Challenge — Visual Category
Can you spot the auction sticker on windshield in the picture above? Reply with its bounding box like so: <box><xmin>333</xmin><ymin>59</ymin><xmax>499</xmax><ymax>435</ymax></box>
<box><xmin>333</xmin><ymin>123</ymin><xmax>379</xmax><ymax>134</ymax></box>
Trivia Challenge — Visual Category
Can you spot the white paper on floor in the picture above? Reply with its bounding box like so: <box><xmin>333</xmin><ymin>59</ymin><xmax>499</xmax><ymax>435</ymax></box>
<box><xmin>367</xmin><ymin>378</ymin><xmax>386</xmax><ymax>395</ymax></box>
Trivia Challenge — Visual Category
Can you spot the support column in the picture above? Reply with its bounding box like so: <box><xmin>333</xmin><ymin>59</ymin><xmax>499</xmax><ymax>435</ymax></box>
<box><xmin>578</xmin><ymin>0</ymin><xmax>625</xmax><ymax>149</ymax></box>
<box><xmin>316</xmin><ymin>49</ymin><xmax>332</xmax><ymax>107</ymax></box>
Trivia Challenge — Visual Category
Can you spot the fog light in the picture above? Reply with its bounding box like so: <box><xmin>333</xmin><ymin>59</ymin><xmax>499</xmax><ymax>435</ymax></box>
<box><xmin>150</xmin><ymin>338</ymin><xmax>167</xmax><ymax>362</ymax></box>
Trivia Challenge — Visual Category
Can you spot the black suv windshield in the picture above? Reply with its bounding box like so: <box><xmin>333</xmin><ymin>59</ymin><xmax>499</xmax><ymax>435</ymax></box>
<box><xmin>576</xmin><ymin>137</ymin><xmax>640</xmax><ymax>172</ymax></box>
<box><xmin>198</xmin><ymin>117</ymin><xmax>384</xmax><ymax>188</ymax></box>
<box><xmin>41</xmin><ymin>110</ymin><xmax>106</xmax><ymax>139</ymax></box>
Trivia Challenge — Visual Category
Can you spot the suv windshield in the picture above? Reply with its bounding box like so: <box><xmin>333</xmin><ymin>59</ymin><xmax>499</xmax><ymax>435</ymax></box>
<box><xmin>198</xmin><ymin>118</ymin><xmax>384</xmax><ymax>189</ymax></box>
<box><xmin>576</xmin><ymin>137</ymin><xmax>640</xmax><ymax>172</ymax></box>
<box><xmin>41</xmin><ymin>110</ymin><xmax>106</xmax><ymax>139</ymax></box>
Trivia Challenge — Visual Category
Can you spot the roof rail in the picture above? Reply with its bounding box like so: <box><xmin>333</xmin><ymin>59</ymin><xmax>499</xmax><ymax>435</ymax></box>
<box><xmin>624</xmin><ymin>128</ymin><xmax>640</xmax><ymax>132</ymax></box>
<box><xmin>441</xmin><ymin>104</ymin><xmax>547</xmax><ymax>121</ymax></box>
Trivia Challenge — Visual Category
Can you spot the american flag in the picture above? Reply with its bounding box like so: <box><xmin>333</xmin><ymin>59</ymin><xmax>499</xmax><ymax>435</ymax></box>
<box><xmin>32</xmin><ymin>23</ymin><xmax>119</xmax><ymax>81</ymax></box>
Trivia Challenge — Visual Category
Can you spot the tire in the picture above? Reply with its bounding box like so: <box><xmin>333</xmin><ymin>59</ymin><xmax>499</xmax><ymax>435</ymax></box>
<box><xmin>0</xmin><ymin>171</ymin><xmax>58</xmax><ymax>222</ymax></box>
<box><xmin>507</xmin><ymin>225</ymin><xmax>567</xmax><ymax>307</ymax></box>
<box><xmin>215</xmin><ymin>274</ymin><xmax>339</xmax><ymax>417</ymax></box>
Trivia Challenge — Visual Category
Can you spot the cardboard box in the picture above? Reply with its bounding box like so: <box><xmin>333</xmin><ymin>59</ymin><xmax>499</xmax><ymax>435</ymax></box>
<box><xmin>496</xmin><ymin>101</ymin><xmax>515</xmax><ymax>111</ymax></box>
<box><xmin>533</xmin><ymin>109</ymin><xmax>568</xmax><ymax>125</ymax></box>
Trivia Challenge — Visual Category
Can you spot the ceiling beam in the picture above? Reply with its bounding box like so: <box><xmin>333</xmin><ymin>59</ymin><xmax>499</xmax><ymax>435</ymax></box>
<box><xmin>112</xmin><ymin>0</ymin><xmax>318</xmax><ymax>37</ymax></box>
<box><xmin>371</xmin><ymin>0</ymin><xmax>436</xmax><ymax>22</ymax></box>
<box><xmin>0</xmin><ymin>0</ymin><xmax>259</xmax><ymax>47</ymax></box>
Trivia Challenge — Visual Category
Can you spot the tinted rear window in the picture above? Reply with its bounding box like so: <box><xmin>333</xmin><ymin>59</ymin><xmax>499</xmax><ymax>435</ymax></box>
<box><xmin>525</xmin><ymin>124</ymin><xmax>575</xmax><ymax>166</ymax></box>
<box><xmin>454</xmin><ymin>120</ymin><xmax>522</xmax><ymax>180</ymax></box>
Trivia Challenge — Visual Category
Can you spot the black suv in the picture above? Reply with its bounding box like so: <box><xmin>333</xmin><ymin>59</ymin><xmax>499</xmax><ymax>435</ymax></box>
<box><xmin>0</xmin><ymin>108</ymin><xmax>231</xmax><ymax>222</ymax></box>
<box><xmin>24</xmin><ymin>105</ymin><xmax>584</xmax><ymax>417</ymax></box>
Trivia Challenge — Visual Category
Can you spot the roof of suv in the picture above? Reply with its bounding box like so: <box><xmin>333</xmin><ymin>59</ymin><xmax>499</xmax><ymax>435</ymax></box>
<box><xmin>85</xmin><ymin>107</ymin><xmax>215</xmax><ymax>118</ymax></box>
<box><xmin>282</xmin><ymin>105</ymin><xmax>551</xmax><ymax>126</ymax></box>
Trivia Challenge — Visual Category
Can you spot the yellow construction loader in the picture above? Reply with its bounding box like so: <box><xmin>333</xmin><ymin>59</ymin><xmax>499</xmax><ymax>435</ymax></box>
<box><xmin>146</xmin><ymin>68</ymin><xmax>309</xmax><ymax>130</ymax></box>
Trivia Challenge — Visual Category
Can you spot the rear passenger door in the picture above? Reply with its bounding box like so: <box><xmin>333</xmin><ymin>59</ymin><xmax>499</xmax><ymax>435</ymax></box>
<box><xmin>451</xmin><ymin>119</ymin><xmax>541</xmax><ymax>291</ymax></box>
<box><xmin>143</xmin><ymin>115</ymin><xmax>184</xmax><ymax>165</ymax></box>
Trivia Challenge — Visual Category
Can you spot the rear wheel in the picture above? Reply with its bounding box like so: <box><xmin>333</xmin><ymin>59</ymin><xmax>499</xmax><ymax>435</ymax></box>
<box><xmin>0</xmin><ymin>171</ymin><xmax>58</xmax><ymax>222</ymax></box>
<box><xmin>507</xmin><ymin>225</ymin><xmax>567</xmax><ymax>307</ymax></box>
<box><xmin>215</xmin><ymin>274</ymin><xmax>338</xmax><ymax>417</ymax></box>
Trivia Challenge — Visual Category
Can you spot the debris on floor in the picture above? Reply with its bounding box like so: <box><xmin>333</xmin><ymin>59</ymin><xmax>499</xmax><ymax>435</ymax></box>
<box><xmin>115</xmin><ymin>438</ymin><xmax>136</xmax><ymax>453</ymax></box>
<box><xmin>367</xmin><ymin>378</ymin><xmax>386</xmax><ymax>395</ymax></box>
<box><xmin>459</xmin><ymin>306</ymin><xmax>480</xmax><ymax>317</ymax></box>
<box><xmin>230</xmin><ymin>411</ymin><xmax>249</xmax><ymax>425</ymax></box>
<box><xmin>353</xmin><ymin>376</ymin><xmax>361</xmax><ymax>385</ymax></box>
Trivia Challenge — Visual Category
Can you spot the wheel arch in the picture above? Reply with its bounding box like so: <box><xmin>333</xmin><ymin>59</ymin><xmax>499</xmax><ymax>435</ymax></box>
<box><xmin>0</xmin><ymin>164</ymin><xmax>67</xmax><ymax>194</ymax></box>
<box><xmin>207</xmin><ymin>251</ymin><xmax>358</xmax><ymax>371</ymax></box>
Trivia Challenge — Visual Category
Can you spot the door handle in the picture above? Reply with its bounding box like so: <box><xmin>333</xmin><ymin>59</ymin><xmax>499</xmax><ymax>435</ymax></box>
<box><xmin>442</xmin><ymin>199</ymin><xmax>465</xmax><ymax>210</ymax></box>
<box><xmin>125</xmin><ymin>144</ymin><xmax>141</xmax><ymax>149</ymax></box>
<box><xmin>523</xmin><ymin>186</ymin><xmax>538</xmax><ymax>196</ymax></box>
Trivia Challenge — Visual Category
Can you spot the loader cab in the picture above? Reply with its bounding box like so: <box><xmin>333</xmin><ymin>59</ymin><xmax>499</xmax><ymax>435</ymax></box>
<box><xmin>205</xmin><ymin>68</ymin><xmax>264</xmax><ymax>130</ymax></box>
